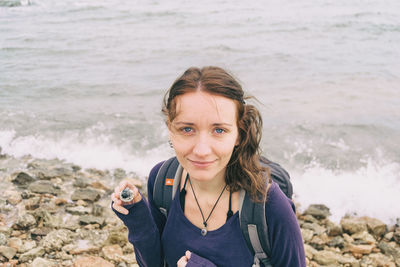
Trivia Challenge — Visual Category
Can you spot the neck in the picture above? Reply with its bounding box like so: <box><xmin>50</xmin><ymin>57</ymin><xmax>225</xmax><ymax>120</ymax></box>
<box><xmin>186</xmin><ymin>171</ymin><xmax>226</xmax><ymax>196</ymax></box>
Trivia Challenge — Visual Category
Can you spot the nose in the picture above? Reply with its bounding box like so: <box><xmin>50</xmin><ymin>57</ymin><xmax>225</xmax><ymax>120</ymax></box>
<box><xmin>192</xmin><ymin>133</ymin><xmax>212</xmax><ymax>157</ymax></box>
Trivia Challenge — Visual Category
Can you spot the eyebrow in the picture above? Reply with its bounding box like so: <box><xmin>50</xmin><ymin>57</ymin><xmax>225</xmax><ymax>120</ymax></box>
<box><xmin>173</xmin><ymin>122</ymin><xmax>233</xmax><ymax>127</ymax></box>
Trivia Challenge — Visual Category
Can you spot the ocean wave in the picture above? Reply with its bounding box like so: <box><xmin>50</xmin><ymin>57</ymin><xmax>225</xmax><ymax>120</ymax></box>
<box><xmin>0</xmin><ymin>129</ymin><xmax>172</xmax><ymax>177</ymax></box>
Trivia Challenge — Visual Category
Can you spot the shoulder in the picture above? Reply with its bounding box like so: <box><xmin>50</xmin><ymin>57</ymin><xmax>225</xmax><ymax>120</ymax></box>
<box><xmin>147</xmin><ymin>161</ymin><xmax>165</xmax><ymax>192</ymax></box>
<box><xmin>265</xmin><ymin>182</ymin><xmax>296</xmax><ymax>220</ymax></box>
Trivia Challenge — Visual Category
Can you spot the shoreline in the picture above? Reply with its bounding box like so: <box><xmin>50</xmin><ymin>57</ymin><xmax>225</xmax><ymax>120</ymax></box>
<box><xmin>0</xmin><ymin>153</ymin><xmax>399</xmax><ymax>266</ymax></box>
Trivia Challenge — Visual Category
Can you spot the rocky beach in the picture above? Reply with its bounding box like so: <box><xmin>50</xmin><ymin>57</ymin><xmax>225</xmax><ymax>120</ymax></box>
<box><xmin>0</xmin><ymin>152</ymin><xmax>399</xmax><ymax>267</ymax></box>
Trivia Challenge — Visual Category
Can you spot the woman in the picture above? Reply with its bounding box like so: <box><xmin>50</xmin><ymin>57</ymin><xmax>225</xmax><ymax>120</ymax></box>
<box><xmin>112</xmin><ymin>66</ymin><xmax>306</xmax><ymax>267</ymax></box>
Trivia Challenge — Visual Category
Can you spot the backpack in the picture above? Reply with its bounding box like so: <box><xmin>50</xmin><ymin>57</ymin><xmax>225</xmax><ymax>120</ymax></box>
<box><xmin>153</xmin><ymin>156</ymin><xmax>293</xmax><ymax>267</ymax></box>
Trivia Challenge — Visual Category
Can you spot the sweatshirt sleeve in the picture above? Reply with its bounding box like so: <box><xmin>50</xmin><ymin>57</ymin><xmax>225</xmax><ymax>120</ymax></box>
<box><xmin>186</xmin><ymin>252</ymin><xmax>218</xmax><ymax>267</ymax></box>
<box><xmin>266</xmin><ymin>183</ymin><xmax>306</xmax><ymax>267</ymax></box>
<box><xmin>112</xmin><ymin>162</ymin><xmax>166</xmax><ymax>267</ymax></box>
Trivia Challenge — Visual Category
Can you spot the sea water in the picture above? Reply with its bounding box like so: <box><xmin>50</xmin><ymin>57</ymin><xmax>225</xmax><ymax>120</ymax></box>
<box><xmin>1</xmin><ymin>0</ymin><xmax>400</xmax><ymax>224</ymax></box>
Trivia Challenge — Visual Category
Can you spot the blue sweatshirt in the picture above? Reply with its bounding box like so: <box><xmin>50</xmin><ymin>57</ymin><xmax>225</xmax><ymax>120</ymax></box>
<box><xmin>113</xmin><ymin>161</ymin><xmax>306</xmax><ymax>267</ymax></box>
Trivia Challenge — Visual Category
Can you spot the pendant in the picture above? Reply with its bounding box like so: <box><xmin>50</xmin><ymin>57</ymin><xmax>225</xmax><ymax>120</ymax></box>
<box><xmin>201</xmin><ymin>228</ymin><xmax>207</xmax><ymax>236</ymax></box>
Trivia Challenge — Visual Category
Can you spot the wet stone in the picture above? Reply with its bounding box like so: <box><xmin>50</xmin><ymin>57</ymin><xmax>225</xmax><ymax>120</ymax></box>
<box><xmin>71</xmin><ymin>189</ymin><xmax>101</xmax><ymax>202</ymax></box>
<box><xmin>66</xmin><ymin>206</ymin><xmax>91</xmax><ymax>215</ymax></box>
<box><xmin>11</xmin><ymin>172</ymin><xmax>35</xmax><ymax>188</ymax></box>
<box><xmin>79</xmin><ymin>215</ymin><xmax>105</xmax><ymax>226</ymax></box>
<box><xmin>304</xmin><ymin>204</ymin><xmax>331</xmax><ymax>220</ymax></box>
<box><xmin>15</xmin><ymin>213</ymin><xmax>36</xmax><ymax>229</ymax></box>
<box><xmin>28</xmin><ymin>180</ymin><xmax>60</xmax><ymax>195</ymax></box>
<box><xmin>0</xmin><ymin>233</ymin><xmax>6</xmax><ymax>246</ymax></box>
<box><xmin>0</xmin><ymin>245</ymin><xmax>17</xmax><ymax>260</ymax></box>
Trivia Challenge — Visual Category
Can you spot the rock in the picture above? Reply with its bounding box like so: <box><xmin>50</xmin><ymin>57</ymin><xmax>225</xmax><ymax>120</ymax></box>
<box><xmin>0</xmin><ymin>226</ymin><xmax>12</xmax><ymax>236</ymax></box>
<box><xmin>348</xmin><ymin>244</ymin><xmax>375</xmax><ymax>256</ymax></box>
<box><xmin>73</xmin><ymin>178</ymin><xmax>90</xmax><ymax>188</ymax></box>
<box><xmin>28</xmin><ymin>180</ymin><xmax>60</xmax><ymax>195</ymax></box>
<box><xmin>327</xmin><ymin>236</ymin><xmax>345</xmax><ymax>248</ymax></box>
<box><xmin>367</xmin><ymin>253</ymin><xmax>396</xmax><ymax>267</ymax></box>
<box><xmin>104</xmin><ymin>227</ymin><xmax>129</xmax><ymax>246</ymax></box>
<box><xmin>73</xmin><ymin>256</ymin><xmax>114</xmax><ymax>267</ymax></box>
<box><xmin>55</xmin><ymin>198</ymin><xmax>68</xmax><ymax>206</ymax></box>
<box><xmin>66</xmin><ymin>206</ymin><xmax>92</xmax><ymax>215</ymax></box>
<box><xmin>384</xmin><ymin>231</ymin><xmax>394</xmax><ymax>241</ymax></box>
<box><xmin>79</xmin><ymin>215</ymin><xmax>105</xmax><ymax>226</ymax></box>
<box><xmin>6</xmin><ymin>192</ymin><xmax>22</xmax><ymax>205</ymax></box>
<box><xmin>0</xmin><ymin>246</ymin><xmax>17</xmax><ymax>260</ymax></box>
<box><xmin>304</xmin><ymin>244</ymin><xmax>317</xmax><ymax>260</ymax></box>
<box><xmin>7</xmin><ymin>238</ymin><xmax>22</xmax><ymax>251</ymax></box>
<box><xmin>352</xmin><ymin>231</ymin><xmax>376</xmax><ymax>245</ymax></box>
<box><xmin>362</xmin><ymin>216</ymin><xmax>387</xmax><ymax>239</ymax></box>
<box><xmin>301</xmin><ymin>228</ymin><xmax>314</xmax><ymax>242</ymax></box>
<box><xmin>92</xmin><ymin>204</ymin><xmax>103</xmax><ymax>216</ymax></box>
<box><xmin>71</xmin><ymin>189</ymin><xmax>101</xmax><ymax>202</ymax></box>
<box><xmin>310</xmin><ymin>233</ymin><xmax>328</xmax><ymax>250</ymax></box>
<box><xmin>326</xmin><ymin>220</ymin><xmax>342</xmax><ymax>236</ymax></box>
<box><xmin>393</xmin><ymin>227</ymin><xmax>400</xmax><ymax>245</ymax></box>
<box><xmin>12</xmin><ymin>172</ymin><xmax>35</xmax><ymax>187</ymax></box>
<box><xmin>15</xmin><ymin>213</ymin><xmax>36</xmax><ymax>229</ymax></box>
<box><xmin>31</xmin><ymin>257</ymin><xmax>56</xmax><ymax>267</ymax></box>
<box><xmin>304</xmin><ymin>204</ymin><xmax>331</xmax><ymax>219</ymax></box>
<box><xmin>378</xmin><ymin>241</ymin><xmax>400</xmax><ymax>260</ymax></box>
<box><xmin>102</xmin><ymin>244</ymin><xmax>123</xmax><ymax>261</ymax></box>
<box><xmin>63</xmin><ymin>240</ymin><xmax>100</xmax><ymax>255</ymax></box>
<box><xmin>24</xmin><ymin>197</ymin><xmax>41</xmax><ymax>210</ymax></box>
<box><xmin>19</xmin><ymin>246</ymin><xmax>45</xmax><ymax>262</ymax></box>
<box><xmin>18</xmin><ymin>240</ymin><xmax>36</xmax><ymax>253</ymax></box>
<box><xmin>0</xmin><ymin>233</ymin><xmax>6</xmax><ymax>246</ymax></box>
<box><xmin>91</xmin><ymin>181</ymin><xmax>110</xmax><ymax>191</ymax></box>
<box><xmin>42</xmin><ymin>229</ymin><xmax>73</xmax><ymax>251</ymax></box>
<box><xmin>313</xmin><ymin>250</ymin><xmax>341</xmax><ymax>265</ymax></box>
<box><xmin>340</xmin><ymin>217</ymin><xmax>368</xmax><ymax>234</ymax></box>
<box><xmin>33</xmin><ymin>210</ymin><xmax>63</xmax><ymax>228</ymax></box>
<box><xmin>30</xmin><ymin>227</ymin><xmax>52</xmax><ymax>239</ymax></box>
<box><xmin>302</xmin><ymin>222</ymin><xmax>326</xmax><ymax>236</ymax></box>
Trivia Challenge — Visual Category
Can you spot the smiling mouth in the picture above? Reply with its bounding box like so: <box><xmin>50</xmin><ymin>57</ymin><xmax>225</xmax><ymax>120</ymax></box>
<box><xmin>188</xmin><ymin>159</ymin><xmax>216</xmax><ymax>168</ymax></box>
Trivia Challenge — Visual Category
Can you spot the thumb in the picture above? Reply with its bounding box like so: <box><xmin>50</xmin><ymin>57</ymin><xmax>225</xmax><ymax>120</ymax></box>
<box><xmin>185</xmin><ymin>250</ymin><xmax>191</xmax><ymax>259</ymax></box>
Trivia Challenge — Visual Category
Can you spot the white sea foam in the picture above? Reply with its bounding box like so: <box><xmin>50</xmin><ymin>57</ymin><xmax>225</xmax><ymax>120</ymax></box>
<box><xmin>0</xmin><ymin>129</ymin><xmax>172</xmax><ymax>178</ymax></box>
<box><xmin>292</xmin><ymin>159</ymin><xmax>400</xmax><ymax>225</ymax></box>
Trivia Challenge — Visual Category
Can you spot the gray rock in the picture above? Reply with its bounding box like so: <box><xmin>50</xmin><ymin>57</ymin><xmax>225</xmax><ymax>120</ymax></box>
<box><xmin>304</xmin><ymin>204</ymin><xmax>331</xmax><ymax>219</ymax></box>
<box><xmin>0</xmin><ymin>233</ymin><xmax>7</xmax><ymax>246</ymax></box>
<box><xmin>42</xmin><ymin>229</ymin><xmax>73</xmax><ymax>251</ymax></box>
<box><xmin>12</xmin><ymin>172</ymin><xmax>35</xmax><ymax>187</ymax></box>
<box><xmin>28</xmin><ymin>180</ymin><xmax>60</xmax><ymax>195</ymax></box>
<box><xmin>0</xmin><ymin>245</ymin><xmax>17</xmax><ymax>260</ymax></box>
<box><xmin>73</xmin><ymin>177</ymin><xmax>90</xmax><ymax>188</ymax></box>
<box><xmin>19</xmin><ymin>246</ymin><xmax>45</xmax><ymax>262</ymax></box>
<box><xmin>71</xmin><ymin>188</ymin><xmax>101</xmax><ymax>202</ymax></box>
<box><xmin>66</xmin><ymin>205</ymin><xmax>92</xmax><ymax>215</ymax></box>
<box><xmin>327</xmin><ymin>236</ymin><xmax>345</xmax><ymax>248</ymax></box>
<box><xmin>302</xmin><ymin>222</ymin><xmax>326</xmax><ymax>236</ymax></box>
<box><xmin>393</xmin><ymin>227</ymin><xmax>400</xmax><ymax>245</ymax></box>
<box><xmin>340</xmin><ymin>217</ymin><xmax>368</xmax><ymax>234</ymax></box>
<box><xmin>326</xmin><ymin>220</ymin><xmax>343</xmax><ymax>236</ymax></box>
<box><xmin>79</xmin><ymin>215</ymin><xmax>105</xmax><ymax>226</ymax></box>
<box><xmin>31</xmin><ymin>257</ymin><xmax>57</xmax><ymax>267</ymax></box>
<box><xmin>92</xmin><ymin>204</ymin><xmax>103</xmax><ymax>216</ymax></box>
<box><xmin>15</xmin><ymin>213</ymin><xmax>36</xmax><ymax>229</ymax></box>
<box><xmin>378</xmin><ymin>241</ymin><xmax>400</xmax><ymax>259</ymax></box>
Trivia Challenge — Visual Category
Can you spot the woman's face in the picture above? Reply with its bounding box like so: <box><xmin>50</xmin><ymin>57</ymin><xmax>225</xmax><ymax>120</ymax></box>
<box><xmin>169</xmin><ymin>91</ymin><xmax>239</xmax><ymax>182</ymax></box>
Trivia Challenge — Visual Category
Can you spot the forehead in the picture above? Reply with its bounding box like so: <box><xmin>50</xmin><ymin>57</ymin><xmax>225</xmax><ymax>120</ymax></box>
<box><xmin>174</xmin><ymin>91</ymin><xmax>237</xmax><ymax>123</ymax></box>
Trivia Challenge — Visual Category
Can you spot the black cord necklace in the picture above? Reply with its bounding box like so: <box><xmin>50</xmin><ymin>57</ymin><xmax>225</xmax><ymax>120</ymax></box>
<box><xmin>188</xmin><ymin>174</ymin><xmax>227</xmax><ymax>236</ymax></box>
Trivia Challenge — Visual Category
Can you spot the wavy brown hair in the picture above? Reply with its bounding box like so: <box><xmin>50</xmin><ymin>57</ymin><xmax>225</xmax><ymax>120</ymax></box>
<box><xmin>162</xmin><ymin>66</ymin><xmax>270</xmax><ymax>202</ymax></box>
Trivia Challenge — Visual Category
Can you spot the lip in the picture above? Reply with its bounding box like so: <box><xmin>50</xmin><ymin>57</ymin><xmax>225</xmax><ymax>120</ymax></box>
<box><xmin>188</xmin><ymin>159</ymin><xmax>216</xmax><ymax>168</ymax></box>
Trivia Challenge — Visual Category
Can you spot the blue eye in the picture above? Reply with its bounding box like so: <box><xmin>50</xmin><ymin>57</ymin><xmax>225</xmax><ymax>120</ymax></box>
<box><xmin>215</xmin><ymin>128</ymin><xmax>225</xmax><ymax>134</ymax></box>
<box><xmin>182</xmin><ymin>127</ymin><xmax>193</xmax><ymax>133</ymax></box>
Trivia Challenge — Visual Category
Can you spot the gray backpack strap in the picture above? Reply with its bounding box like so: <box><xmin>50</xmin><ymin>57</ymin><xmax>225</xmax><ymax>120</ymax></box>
<box><xmin>239</xmin><ymin>189</ymin><xmax>273</xmax><ymax>267</ymax></box>
<box><xmin>153</xmin><ymin>157</ymin><xmax>181</xmax><ymax>217</ymax></box>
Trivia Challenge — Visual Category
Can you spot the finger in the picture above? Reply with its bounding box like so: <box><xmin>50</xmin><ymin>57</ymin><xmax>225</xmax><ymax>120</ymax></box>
<box><xmin>177</xmin><ymin>256</ymin><xmax>188</xmax><ymax>267</ymax></box>
<box><xmin>185</xmin><ymin>250</ymin><xmax>191</xmax><ymax>259</ymax></box>
<box><xmin>112</xmin><ymin>202</ymin><xmax>128</xmax><ymax>215</ymax></box>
